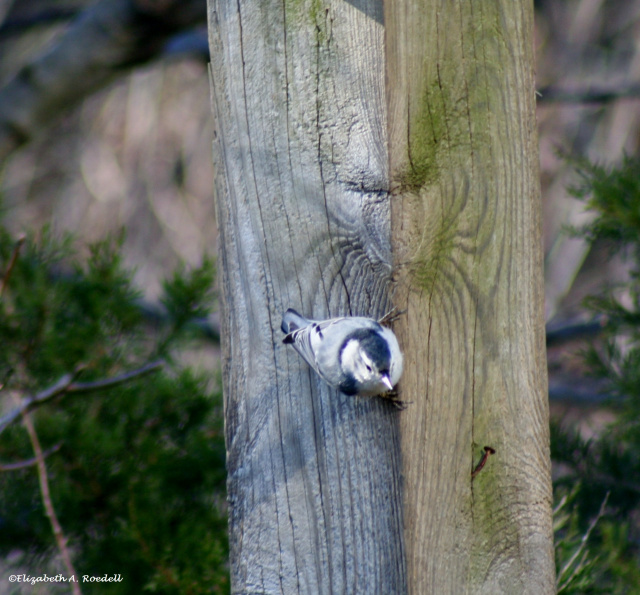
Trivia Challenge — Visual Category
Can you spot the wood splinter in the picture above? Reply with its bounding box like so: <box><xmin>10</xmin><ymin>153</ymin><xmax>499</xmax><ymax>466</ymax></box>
<box><xmin>471</xmin><ymin>446</ymin><xmax>496</xmax><ymax>479</ymax></box>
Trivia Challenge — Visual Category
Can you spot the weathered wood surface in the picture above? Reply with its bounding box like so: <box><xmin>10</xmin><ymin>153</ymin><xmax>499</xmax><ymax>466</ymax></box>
<box><xmin>208</xmin><ymin>1</ymin><xmax>405</xmax><ymax>592</ymax></box>
<box><xmin>208</xmin><ymin>0</ymin><xmax>555</xmax><ymax>591</ymax></box>
<box><xmin>386</xmin><ymin>0</ymin><xmax>555</xmax><ymax>593</ymax></box>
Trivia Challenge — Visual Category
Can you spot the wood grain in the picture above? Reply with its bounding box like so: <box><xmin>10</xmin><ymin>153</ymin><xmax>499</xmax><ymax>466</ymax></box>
<box><xmin>208</xmin><ymin>0</ymin><xmax>405</xmax><ymax>592</ymax></box>
<box><xmin>385</xmin><ymin>0</ymin><xmax>555</xmax><ymax>592</ymax></box>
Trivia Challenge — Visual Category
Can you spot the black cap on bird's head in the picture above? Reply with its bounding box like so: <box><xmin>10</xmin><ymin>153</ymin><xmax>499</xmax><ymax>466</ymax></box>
<box><xmin>339</xmin><ymin>327</ymin><xmax>394</xmax><ymax>393</ymax></box>
<box><xmin>346</xmin><ymin>328</ymin><xmax>391</xmax><ymax>368</ymax></box>
<box><xmin>280</xmin><ymin>309</ymin><xmax>404</xmax><ymax>397</ymax></box>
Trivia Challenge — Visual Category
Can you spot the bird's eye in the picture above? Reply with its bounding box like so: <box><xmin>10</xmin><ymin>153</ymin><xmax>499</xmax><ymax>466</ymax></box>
<box><xmin>365</xmin><ymin>365</ymin><xmax>372</xmax><ymax>372</ymax></box>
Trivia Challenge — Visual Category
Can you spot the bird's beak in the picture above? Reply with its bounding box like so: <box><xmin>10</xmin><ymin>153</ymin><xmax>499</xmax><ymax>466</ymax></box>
<box><xmin>382</xmin><ymin>375</ymin><xmax>393</xmax><ymax>391</ymax></box>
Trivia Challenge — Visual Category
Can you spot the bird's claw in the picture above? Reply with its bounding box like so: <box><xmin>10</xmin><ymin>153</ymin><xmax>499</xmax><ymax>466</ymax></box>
<box><xmin>379</xmin><ymin>390</ymin><xmax>411</xmax><ymax>410</ymax></box>
<box><xmin>378</xmin><ymin>307</ymin><xmax>406</xmax><ymax>326</ymax></box>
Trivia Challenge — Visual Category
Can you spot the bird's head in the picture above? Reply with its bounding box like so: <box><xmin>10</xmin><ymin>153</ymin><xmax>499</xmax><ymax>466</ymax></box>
<box><xmin>340</xmin><ymin>329</ymin><xmax>394</xmax><ymax>396</ymax></box>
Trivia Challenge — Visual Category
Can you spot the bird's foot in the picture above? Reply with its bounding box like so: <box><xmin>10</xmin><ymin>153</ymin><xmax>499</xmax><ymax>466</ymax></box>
<box><xmin>379</xmin><ymin>390</ymin><xmax>411</xmax><ymax>410</ymax></box>
<box><xmin>378</xmin><ymin>307</ymin><xmax>406</xmax><ymax>326</ymax></box>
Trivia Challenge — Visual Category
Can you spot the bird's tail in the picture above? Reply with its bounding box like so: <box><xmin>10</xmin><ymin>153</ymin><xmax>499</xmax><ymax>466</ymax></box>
<box><xmin>281</xmin><ymin>308</ymin><xmax>309</xmax><ymax>335</ymax></box>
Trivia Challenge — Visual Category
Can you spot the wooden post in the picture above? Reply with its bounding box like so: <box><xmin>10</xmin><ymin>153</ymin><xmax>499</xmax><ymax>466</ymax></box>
<box><xmin>208</xmin><ymin>1</ymin><xmax>405</xmax><ymax>591</ymax></box>
<box><xmin>208</xmin><ymin>0</ymin><xmax>555</xmax><ymax>591</ymax></box>
<box><xmin>386</xmin><ymin>0</ymin><xmax>555</xmax><ymax>592</ymax></box>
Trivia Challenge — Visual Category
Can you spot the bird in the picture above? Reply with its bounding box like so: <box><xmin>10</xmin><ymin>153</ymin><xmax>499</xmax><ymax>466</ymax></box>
<box><xmin>281</xmin><ymin>308</ymin><xmax>404</xmax><ymax>401</ymax></box>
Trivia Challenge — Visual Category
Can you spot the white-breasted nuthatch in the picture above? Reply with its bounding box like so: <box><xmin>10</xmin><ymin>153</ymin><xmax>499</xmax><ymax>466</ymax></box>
<box><xmin>281</xmin><ymin>308</ymin><xmax>403</xmax><ymax>398</ymax></box>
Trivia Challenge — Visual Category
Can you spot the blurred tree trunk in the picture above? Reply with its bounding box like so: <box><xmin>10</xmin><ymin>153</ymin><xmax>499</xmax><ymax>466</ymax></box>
<box><xmin>207</xmin><ymin>0</ymin><xmax>554</xmax><ymax>592</ymax></box>
<box><xmin>0</xmin><ymin>0</ymin><xmax>206</xmax><ymax>161</ymax></box>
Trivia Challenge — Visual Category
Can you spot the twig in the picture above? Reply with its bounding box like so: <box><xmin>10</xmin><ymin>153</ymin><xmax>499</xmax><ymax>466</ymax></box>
<box><xmin>20</xmin><ymin>408</ymin><xmax>81</xmax><ymax>595</ymax></box>
<box><xmin>546</xmin><ymin>318</ymin><xmax>605</xmax><ymax>347</ymax></box>
<box><xmin>471</xmin><ymin>446</ymin><xmax>496</xmax><ymax>479</ymax></box>
<box><xmin>0</xmin><ymin>360</ymin><xmax>164</xmax><ymax>435</ymax></box>
<box><xmin>553</xmin><ymin>493</ymin><xmax>569</xmax><ymax>517</ymax></box>
<box><xmin>66</xmin><ymin>360</ymin><xmax>164</xmax><ymax>393</ymax></box>
<box><xmin>136</xmin><ymin>298</ymin><xmax>219</xmax><ymax>342</ymax></box>
<box><xmin>537</xmin><ymin>83</ymin><xmax>640</xmax><ymax>105</ymax></box>
<box><xmin>0</xmin><ymin>234</ymin><xmax>25</xmax><ymax>297</ymax></box>
<box><xmin>0</xmin><ymin>373</ymin><xmax>76</xmax><ymax>435</ymax></box>
<box><xmin>0</xmin><ymin>0</ymin><xmax>206</xmax><ymax>161</ymax></box>
<box><xmin>556</xmin><ymin>492</ymin><xmax>610</xmax><ymax>591</ymax></box>
<box><xmin>0</xmin><ymin>442</ymin><xmax>61</xmax><ymax>471</ymax></box>
<box><xmin>548</xmin><ymin>377</ymin><xmax>612</xmax><ymax>405</ymax></box>
<box><xmin>0</xmin><ymin>8</ymin><xmax>78</xmax><ymax>40</ymax></box>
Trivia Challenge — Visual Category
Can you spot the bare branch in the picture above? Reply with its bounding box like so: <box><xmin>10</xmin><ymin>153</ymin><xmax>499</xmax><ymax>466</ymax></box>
<box><xmin>548</xmin><ymin>377</ymin><xmax>611</xmax><ymax>406</ymax></box>
<box><xmin>0</xmin><ymin>8</ymin><xmax>77</xmax><ymax>40</ymax></box>
<box><xmin>66</xmin><ymin>360</ymin><xmax>164</xmax><ymax>393</ymax></box>
<box><xmin>0</xmin><ymin>0</ymin><xmax>15</xmax><ymax>31</ymax></box>
<box><xmin>0</xmin><ymin>360</ymin><xmax>164</xmax><ymax>435</ymax></box>
<box><xmin>537</xmin><ymin>83</ymin><xmax>640</xmax><ymax>105</ymax></box>
<box><xmin>0</xmin><ymin>234</ymin><xmax>25</xmax><ymax>296</ymax></box>
<box><xmin>20</xmin><ymin>409</ymin><xmax>81</xmax><ymax>594</ymax></box>
<box><xmin>0</xmin><ymin>373</ymin><xmax>75</xmax><ymax>434</ymax></box>
<box><xmin>546</xmin><ymin>318</ymin><xmax>605</xmax><ymax>347</ymax></box>
<box><xmin>136</xmin><ymin>299</ymin><xmax>220</xmax><ymax>343</ymax></box>
<box><xmin>0</xmin><ymin>442</ymin><xmax>61</xmax><ymax>472</ymax></box>
<box><xmin>0</xmin><ymin>0</ymin><xmax>206</xmax><ymax>161</ymax></box>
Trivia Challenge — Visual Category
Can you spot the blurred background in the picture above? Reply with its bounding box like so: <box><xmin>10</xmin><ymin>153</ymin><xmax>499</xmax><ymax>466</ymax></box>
<box><xmin>1</xmin><ymin>0</ymin><xmax>632</xmax><ymax>404</ymax></box>
<box><xmin>0</xmin><ymin>0</ymin><xmax>215</xmax><ymax>301</ymax></box>
<box><xmin>2</xmin><ymin>0</ymin><xmax>640</xmax><ymax>592</ymax></box>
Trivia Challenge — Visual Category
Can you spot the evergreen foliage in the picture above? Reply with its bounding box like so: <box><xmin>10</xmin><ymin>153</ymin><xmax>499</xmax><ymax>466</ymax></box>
<box><xmin>0</xmin><ymin>223</ymin><xmax>228</xmax><ymax>593</ymax></box>
<box><xmin>553</xmin><ymin>155</ymin><xmax>640</xmax><ymax>593</ymax></box>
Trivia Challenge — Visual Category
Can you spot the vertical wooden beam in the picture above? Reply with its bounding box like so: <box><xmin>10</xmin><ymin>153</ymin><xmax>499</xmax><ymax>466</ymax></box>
<box><xmin>208</xmin><ymin>0</ymin><xmax>405</xmax><ymax>591</ymax></box>
<box><xmin>385</xmin><ymin>0</ymin><xmax>555</xmax><ymax>592</ymax></box>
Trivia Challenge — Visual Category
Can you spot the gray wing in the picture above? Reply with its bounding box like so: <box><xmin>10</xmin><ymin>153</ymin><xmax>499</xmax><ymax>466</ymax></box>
<box><xmin>283</xmin><ymin>317</ymin><xmax>351</xmax><ymax>375</ymax></box>
<box><xmin>286</xmin><ymin>316</ymin><xmax>381</xmax><ymax>387</ymax></box>
<box><xmin>284</xmin><ymin>325</ymin><xmax>320</xmax><ymax>374</ymax></box>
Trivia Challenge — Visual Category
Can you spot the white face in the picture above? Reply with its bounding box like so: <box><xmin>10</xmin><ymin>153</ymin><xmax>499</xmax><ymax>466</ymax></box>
<box><xmin>341</xmin><ymin>340</ymin><xmax>394</xmax><ymax>396</ymax></box>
